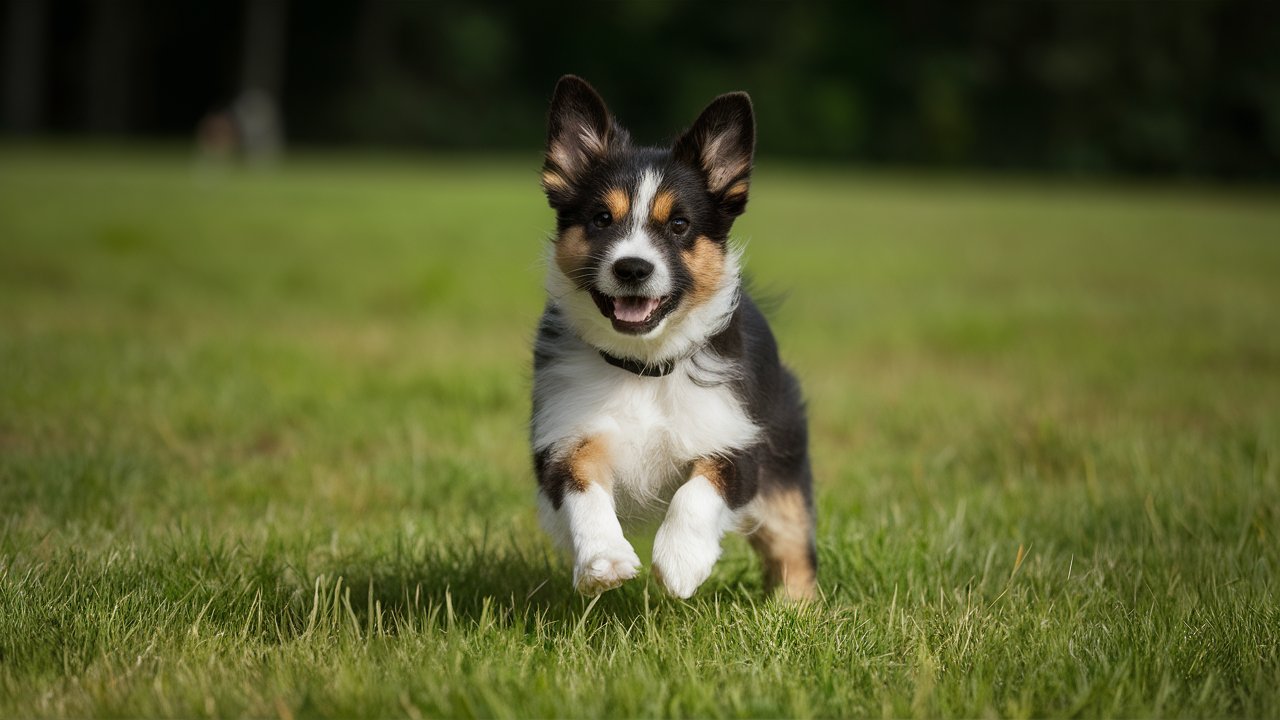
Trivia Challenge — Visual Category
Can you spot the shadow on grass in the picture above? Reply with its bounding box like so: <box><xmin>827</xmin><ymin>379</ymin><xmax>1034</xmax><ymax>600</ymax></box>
<box><xmin>3</xmin><ymin>524</ymin><xmax>784</xmax><ymax>676</ymax></box>
<box><xmin>300</xmin><ymin>532</ymin><xmax>772</xmax><ymax>637</ymax></box>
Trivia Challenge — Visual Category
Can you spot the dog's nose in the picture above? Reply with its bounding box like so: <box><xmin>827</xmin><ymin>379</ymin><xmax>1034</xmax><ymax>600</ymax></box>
<box><xmin>612</xmin><ymin>257</ymin><xmax>654</xmax><ymax>284</ymax></box>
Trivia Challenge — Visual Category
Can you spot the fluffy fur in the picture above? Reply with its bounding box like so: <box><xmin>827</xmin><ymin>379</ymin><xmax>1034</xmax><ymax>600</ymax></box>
<box><xmin>531</xmin><ymin>76</ymin><xmax>817</xmax><ymax>601</ymax></box>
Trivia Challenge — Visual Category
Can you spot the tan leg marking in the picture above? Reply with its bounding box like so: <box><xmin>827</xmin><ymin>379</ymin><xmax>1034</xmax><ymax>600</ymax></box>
<box><xmin>554</xmin><ymin>226</ymin><xmax>591</xmax><ymax>279</ymax></box>
<box><xmin>748</xmin><ymin>488</ymin><xmax>817</xmax><ymax>602</ymax></box>
<box><xmin>650</xmin><ymin>189</ymin><xmax>676</xmax><ymax>225</ymax></box>
<box><xmin>679</xmin><ymin>235</ymin><xmax>727</xmax><ymax>306</ymax></box>
<box><xmin>603</xmin><ymin>187</ymin><xmax>629</xmax><ymax>221</ymax></box>
<box><xmin>568</xmin><ymin>435</ymin><xmax>612</xmax><ymax>491</ymax></box>
<box><xmin>690</xmin><ymin>456</ymin><xmax>732</xmax><ymax>494</ymax></box>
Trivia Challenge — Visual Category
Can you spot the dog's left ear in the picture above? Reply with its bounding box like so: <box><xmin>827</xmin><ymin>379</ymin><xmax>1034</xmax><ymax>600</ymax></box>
<box><xmin>674</xmin><ymin>92</ymin><xmax>755</xmax><ymax>216</ymax></box>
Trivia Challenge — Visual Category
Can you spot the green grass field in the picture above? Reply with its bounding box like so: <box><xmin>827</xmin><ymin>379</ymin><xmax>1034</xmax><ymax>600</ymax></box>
<box><xmin>1</xmin><ymin>146</ymin><xmax>1278</xmax><ymax>718</ymax></box>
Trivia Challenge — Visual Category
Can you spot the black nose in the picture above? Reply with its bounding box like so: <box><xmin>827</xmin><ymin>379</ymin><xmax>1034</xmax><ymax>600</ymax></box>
<box><xmin>612</xmin><ymin>257</ymin><xmax>654</xmax><ymax>284</ymax></box>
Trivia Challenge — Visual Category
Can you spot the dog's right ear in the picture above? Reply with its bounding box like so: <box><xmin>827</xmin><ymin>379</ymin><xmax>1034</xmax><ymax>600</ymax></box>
<box><xmin>542</xmin><ymin>76</ymin><xmax>615</xmax><ymax>207</ymax></box>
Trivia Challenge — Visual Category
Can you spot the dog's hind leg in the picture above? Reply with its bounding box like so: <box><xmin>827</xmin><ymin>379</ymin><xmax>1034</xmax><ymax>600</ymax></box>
<box><xmin>747</xmin><ymin>482</ymin><xmax>817</xmax><ymax>602</ymax></box>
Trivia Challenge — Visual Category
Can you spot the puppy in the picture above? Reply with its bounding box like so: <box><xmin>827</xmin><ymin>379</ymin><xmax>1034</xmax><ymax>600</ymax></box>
<box><xmin>531</xmin><ymin>76</ymin><xmax>816</xmax><ymax>601</ymax></box>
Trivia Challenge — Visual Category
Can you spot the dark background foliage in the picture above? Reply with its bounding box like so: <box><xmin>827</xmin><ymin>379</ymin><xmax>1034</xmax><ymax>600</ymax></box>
<box><xmin>4</xmin><ymin>0</ymin><xmax>1279</xmax><ymax>179</ymax></box>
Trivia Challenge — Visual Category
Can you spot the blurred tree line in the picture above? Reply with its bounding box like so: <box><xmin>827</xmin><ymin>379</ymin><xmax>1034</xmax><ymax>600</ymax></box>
<box><xmin>4</xmin><ymin>0</ymin><xmax>1278</xmax><ymax>179</ymax></box>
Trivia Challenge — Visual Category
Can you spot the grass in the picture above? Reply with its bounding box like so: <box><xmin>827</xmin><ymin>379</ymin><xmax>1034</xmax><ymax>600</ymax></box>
<box><xmin>1</xmin><ymin>145</ymin><xmax>1278</xmax><ymax>718</ymax></box>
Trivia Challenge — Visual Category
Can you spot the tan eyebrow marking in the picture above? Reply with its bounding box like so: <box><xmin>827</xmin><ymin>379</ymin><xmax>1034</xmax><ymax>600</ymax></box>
<box><xmin>603</xmin><ymin>187</ymin><xmax>630</xmax><ymax>219</ymax></box>
<box><xmin>651</xmin><ymin>189</ymin><xmax>676</xmax><ymax>225</ymax></box>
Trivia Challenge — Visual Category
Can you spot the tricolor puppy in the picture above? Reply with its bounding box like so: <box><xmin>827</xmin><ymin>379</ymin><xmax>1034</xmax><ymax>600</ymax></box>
<box><xmin>532</xmin><ymin>76</ymin><xmax>816</xmax><ymax>601</ymax></box>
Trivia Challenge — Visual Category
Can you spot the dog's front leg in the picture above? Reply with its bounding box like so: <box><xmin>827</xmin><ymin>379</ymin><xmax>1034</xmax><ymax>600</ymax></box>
<box><xmin>564</xmin><ymin>482</ymin><xmax>640</xmax><ymax>595</ymax></box>
<box><xmin>537</xmin><ymin>436</ymin><xmax>640</xmax><ymax>595</ymax></box>
<box><xmin>652</xmin><ymin>458</ymin><xmax>739</xmax><ymax>599</ymax></box>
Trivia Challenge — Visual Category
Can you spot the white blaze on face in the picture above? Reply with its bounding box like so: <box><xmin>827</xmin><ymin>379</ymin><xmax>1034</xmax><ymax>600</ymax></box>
<box><xmin>599</xmin><ymin>169</ymin><xmax>671</xmax><ymax>299</ymax></box>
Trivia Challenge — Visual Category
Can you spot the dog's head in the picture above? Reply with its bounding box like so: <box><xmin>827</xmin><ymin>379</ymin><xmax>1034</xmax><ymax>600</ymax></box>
<box><xmin>541</xmin><ymin>75</ymin><xmax>754</xmax><ymax>362</ymax></box>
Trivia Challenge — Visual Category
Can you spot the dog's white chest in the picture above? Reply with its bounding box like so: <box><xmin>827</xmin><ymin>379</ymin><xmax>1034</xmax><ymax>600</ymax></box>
<box><xmin>532</xmin><ymin>349</ymin><xmax>758</xmax><ymax>518</ymax></box>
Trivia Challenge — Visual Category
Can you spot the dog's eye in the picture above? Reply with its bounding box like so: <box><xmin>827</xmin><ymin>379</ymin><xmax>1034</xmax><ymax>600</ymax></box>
<box><xmin>592</xmin><ymin>211</ymin><xmax>612</xmax><ymax>229</ymax></box>
<box><xmin>670</xmin><ymin>218</ymin><xmax>690</xmax><ymax>235</ymax></box>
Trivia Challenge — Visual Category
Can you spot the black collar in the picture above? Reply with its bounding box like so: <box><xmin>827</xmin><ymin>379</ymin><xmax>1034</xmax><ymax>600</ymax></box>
<box><xmin>599</xmin><ymin>350</ymin><xmax>676</xmax><ymax>378</ymax></box>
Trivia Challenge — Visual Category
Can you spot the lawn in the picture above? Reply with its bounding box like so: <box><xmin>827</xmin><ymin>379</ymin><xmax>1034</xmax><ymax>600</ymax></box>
<box><xmin>1</xmin><ymin>146</ymin><xmax>1278</xmax><ymax>718</ymax></box>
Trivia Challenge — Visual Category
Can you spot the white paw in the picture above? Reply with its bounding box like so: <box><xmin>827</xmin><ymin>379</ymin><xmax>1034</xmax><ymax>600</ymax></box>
<box><xmin>651</xmin><ymin>529</ymin><xmax>722</xmax><ymax>599</ymax></box>
<box><xmin>573</xmin><ymin>541</ymin><xmax>641</xmax><ymax>596</ymax></box>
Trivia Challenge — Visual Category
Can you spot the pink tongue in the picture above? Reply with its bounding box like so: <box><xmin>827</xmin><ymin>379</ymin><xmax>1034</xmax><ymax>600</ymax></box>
<box><xmin>613</xmin><ymin>296</ymin><xmax>660</xmax><ymax>323</ymax></box>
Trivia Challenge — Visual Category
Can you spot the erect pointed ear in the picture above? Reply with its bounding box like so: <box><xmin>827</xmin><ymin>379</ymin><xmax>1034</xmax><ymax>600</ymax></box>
<box><xmin>673</xmin><ymin>92</ymin><xmax>755</xmax><ymax>216</ymax></box>
<box><xmin>542</xmin><ymin>75</ymin><xmax>617</xmax><ymax>207</ymax></box>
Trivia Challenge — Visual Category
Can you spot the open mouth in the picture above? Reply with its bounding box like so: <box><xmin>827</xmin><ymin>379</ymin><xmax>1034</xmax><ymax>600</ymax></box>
<box><xmin>589</xmin><ymin>289</ymin><xmax>676</xmax><ymax>334</ymax></box>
